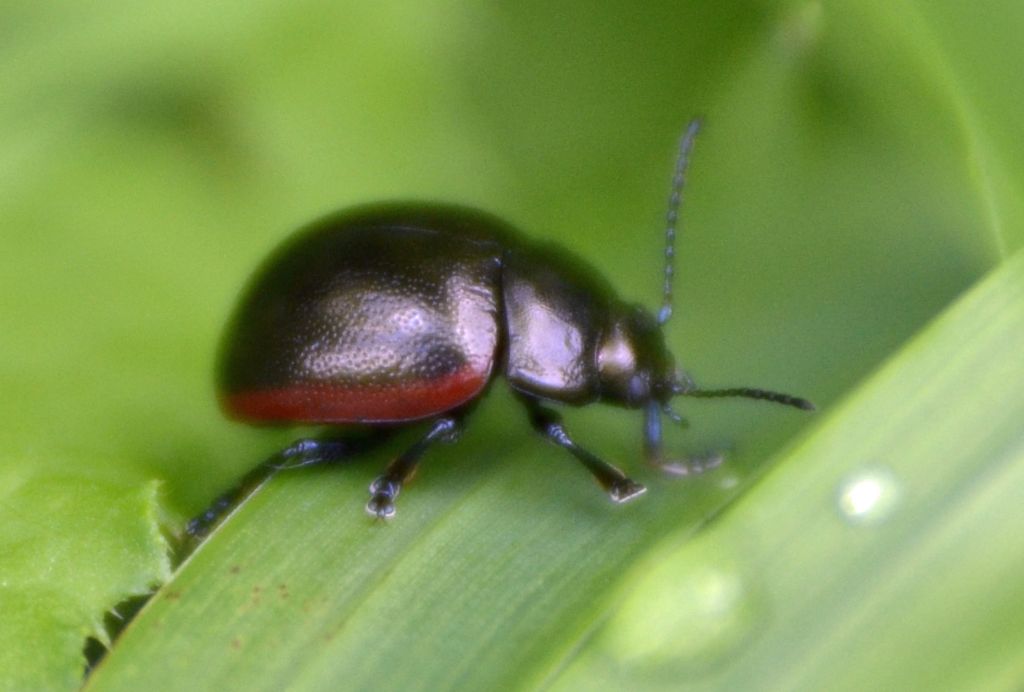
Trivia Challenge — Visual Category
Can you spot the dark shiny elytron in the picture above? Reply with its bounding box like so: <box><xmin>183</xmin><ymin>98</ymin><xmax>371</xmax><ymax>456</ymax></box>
<box><xmin>189</xmin><ymin>119</ymin><xmax>812</xmax><ymax>535</ymax></box>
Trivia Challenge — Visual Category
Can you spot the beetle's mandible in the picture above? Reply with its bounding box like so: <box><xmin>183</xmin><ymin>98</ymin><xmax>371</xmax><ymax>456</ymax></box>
<box><xmin>188</xmin><ymin>119</ymin><xmax>813</xmax><ymax>536</ymax></box>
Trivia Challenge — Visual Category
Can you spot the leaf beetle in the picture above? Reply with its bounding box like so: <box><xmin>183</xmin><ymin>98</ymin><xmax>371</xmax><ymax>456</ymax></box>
<box><xmin>188</xmin><ymin>119</ymin><xmax>812</xmax><ymax>536</ymax></box>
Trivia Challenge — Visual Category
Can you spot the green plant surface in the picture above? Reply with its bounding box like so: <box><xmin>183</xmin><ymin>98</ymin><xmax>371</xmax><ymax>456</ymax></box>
<box><xmin>1</xmin><ymin>0</ymin><xmax>1022</xmax><ymax>689</ymax></box>
<box><xmin>0</xmin><ymin>473</ymin><xmax>168</xmax><ymax>690</ymax></box>
<box><xmin>87</xmin><ymin>246</ymin><xmax>1024</xmax><ymax>691</ymax></box>
<box><xmin>85</xmin><ymin>244</ymin><xmax>1024</xmax><ymax>692</ymax></box>
<box><xmin>554</xmin><ymin>248</ymin><xmax>1024</xmax><ymax>692</ymax></box>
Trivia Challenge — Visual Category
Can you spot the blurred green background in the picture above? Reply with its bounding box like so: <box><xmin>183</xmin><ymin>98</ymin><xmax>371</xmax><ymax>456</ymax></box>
<box><xmin>2</xmin><ymin>1</ymin><xmax>1022</xmax><ymax>690</ymax></box>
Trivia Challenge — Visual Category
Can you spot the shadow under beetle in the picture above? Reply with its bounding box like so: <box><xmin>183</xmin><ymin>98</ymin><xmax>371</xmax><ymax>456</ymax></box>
<box><xmin>188</xmin><ymin>119</ymin><xmax>813</xmax><ymax>536</ymax></box>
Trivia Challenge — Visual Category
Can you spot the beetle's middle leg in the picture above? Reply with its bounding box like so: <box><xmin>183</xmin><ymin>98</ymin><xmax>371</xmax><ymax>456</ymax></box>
<box><xmin>366</xmin><ymin>415</ymin><xmax>463</xmax><ymax>519</ymax></box>
<box><xmin>520</xmin><ymin>396</ymin><xmax>646</xmax><ymax>503</ymax></box>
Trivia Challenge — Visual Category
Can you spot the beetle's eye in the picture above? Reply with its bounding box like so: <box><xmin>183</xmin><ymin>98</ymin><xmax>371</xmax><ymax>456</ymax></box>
<box><xmin>627</xmin><ymin>375</ymin><xmax>649</xmax><ymax>403</ymax></box>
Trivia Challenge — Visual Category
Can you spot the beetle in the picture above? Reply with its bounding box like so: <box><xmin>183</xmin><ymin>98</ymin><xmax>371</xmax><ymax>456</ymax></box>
<box><xmin>187</xmin><ymin>119</ymin><xmax>812</xmax><ymax>537</ymax></box>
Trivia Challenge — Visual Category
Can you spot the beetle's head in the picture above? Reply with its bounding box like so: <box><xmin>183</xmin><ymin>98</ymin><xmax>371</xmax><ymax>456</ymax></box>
<box><xmin>597</xmin><ymin>304</ymin><xmax>677</xmax><ymax>409</ymax></box>
<box><xmin>598</xmin><ymin>301</ymin><xmax>814</xmax><ymax>467</ymax></box>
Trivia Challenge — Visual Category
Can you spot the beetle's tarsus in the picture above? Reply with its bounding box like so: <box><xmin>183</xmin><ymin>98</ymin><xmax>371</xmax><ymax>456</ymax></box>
<box><xmin>608</xmin><ymin>478</ymin><xmax>647</xmax><ymax>503</ymax></box>
<box><xmin>651</xmin><ymin>450</ymin><xmax>725</xmax><ymax>477</ymax></box>
<box><xmin>367</xmin><ymin>476</ymin><xmax>400</xmax><ymax>509</ymax></box>
<box><xmin>366</xmin><ymin>475</ymin><xmax>400</xmax><ymax>518</ymax></box>
<box><xmin>365</xmin><ymin>493</ymin><xmax>397</xmax><ymax>520</ymax></box>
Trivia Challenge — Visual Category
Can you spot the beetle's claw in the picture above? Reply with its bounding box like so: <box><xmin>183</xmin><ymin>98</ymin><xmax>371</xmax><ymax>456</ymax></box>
<box><xmin>608</xmin><ymin>478</ymin><xmax>647</xmax><ymax>503</ymax></box>
<box><xmin>652</xmin><ymin>451</ymin><xmax>725</xmax><ymax>477</ymax></box>
<box><xmin>366</xmin><ymin>494</ymin><xmax>397</xmax><ymax>520</ymax></box>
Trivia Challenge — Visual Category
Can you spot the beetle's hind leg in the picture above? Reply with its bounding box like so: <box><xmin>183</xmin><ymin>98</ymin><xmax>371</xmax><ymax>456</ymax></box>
<box><xmin>366</xmin><ymin>415</ymin><xmax>463</xmax><ymax>520</ymax></box>
<box><xmin>186</xmin><ymin>431</ymin><xmax>394</xmax><ymax>540</ymax></box>
<box><xmin>520</xmin><ymin>396</ymin><xmax>646</xmax><ymax>503</ymax></box>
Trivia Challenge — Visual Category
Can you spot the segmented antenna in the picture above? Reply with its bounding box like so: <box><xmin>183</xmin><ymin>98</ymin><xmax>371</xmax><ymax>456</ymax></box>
<box><xmin>678</xmin><ymin>386</ymin><xmax>816</xmax><ymax>411</ymax></box>
<box><xmin>657</xmin><ymin>117</ymin><xmax>703</xmax><ymax>325</ymax></box>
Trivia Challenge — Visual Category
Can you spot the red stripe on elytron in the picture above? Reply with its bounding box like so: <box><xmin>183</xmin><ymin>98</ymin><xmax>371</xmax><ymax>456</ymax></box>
<box><xmin>224</xmin><ymin>367</ymin><xmax>489</xmax><ymax>424</ymax></box>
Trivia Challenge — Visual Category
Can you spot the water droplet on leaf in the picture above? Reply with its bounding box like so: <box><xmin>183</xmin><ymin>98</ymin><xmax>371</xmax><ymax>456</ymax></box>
<box><xmin>836</xmin><ymin>465</ymin><xmax>902</xmax><ymax>526</ymax></box>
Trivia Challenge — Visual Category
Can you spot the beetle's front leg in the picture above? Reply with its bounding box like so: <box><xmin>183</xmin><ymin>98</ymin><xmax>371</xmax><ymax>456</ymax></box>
<box><xmin>643</xmin><ymin>400</ymin><xmax>724</xmax><ymax>476</ymax></box>
<box><xmin>520</xmin><ymin>396</ymin><xmax>646</xmax><ymax>503</ymax></box>
<box><xmin>366</xmin><ymin>415</ymin><xmax>463</xmax><ymax>520</ymax></box>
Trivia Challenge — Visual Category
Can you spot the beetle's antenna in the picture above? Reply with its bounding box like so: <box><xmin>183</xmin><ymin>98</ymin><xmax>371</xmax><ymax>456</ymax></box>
<box><xmin>675</xmin><ymin>385</ymin><xmax>815</xmax><ymax>411</ymax></box>
<box><xmin>657</xmin><ymin>117</ymin><xmax>703</xmax><ymax>325</ymax></box>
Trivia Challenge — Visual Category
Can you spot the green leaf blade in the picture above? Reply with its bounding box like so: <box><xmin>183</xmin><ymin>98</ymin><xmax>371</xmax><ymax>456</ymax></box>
<box><xmin>85</xmin><ymin>426</ymin><xmax>741</xmax><ymax>691</ymax></box>
<box><xmin>0</xmin><ymin>474</ymin><xmax>169</xmax><ymax>689</ymax></box>
<box><xmin>553</xmin><ymin>249</ymin><xmax>1024</xmax><ymax>691</ymax></box>
<box><xmin>4</xmin><ymin>0</ymin><xmax>1024</xmax><ymax>688</ymax></box>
